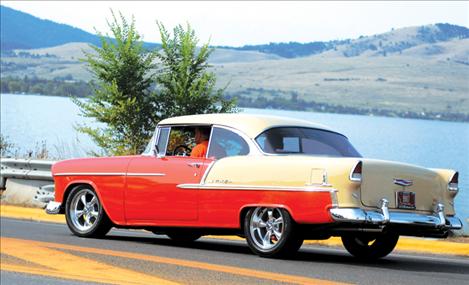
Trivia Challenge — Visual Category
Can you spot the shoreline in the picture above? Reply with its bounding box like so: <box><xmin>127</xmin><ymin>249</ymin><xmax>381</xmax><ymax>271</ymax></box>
<box><xmin>2</xmin><ymin>92</ymin><xmax>469</xmax><ymax>123</ymax></box>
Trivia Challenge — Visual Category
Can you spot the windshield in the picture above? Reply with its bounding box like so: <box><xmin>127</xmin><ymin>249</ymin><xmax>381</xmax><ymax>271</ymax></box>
<box><xmin>256</xmin><ymin>127</ymin><xmax>361</xmax><ymax>157</ymax></box>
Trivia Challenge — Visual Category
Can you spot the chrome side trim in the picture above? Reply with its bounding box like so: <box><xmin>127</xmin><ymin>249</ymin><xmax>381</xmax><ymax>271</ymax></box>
<box><xmin>45</xmin><ymin>201</ymin><xmax>62</xmax><ymax>215</ymax></box>
<box><xmin>126</xmin><ymin>173</ymin><xmax>166</xmax><ymax>177</ymax></box>
<box><xmin>55</xmin><ymin>172</ymin><xmax>165</xmax><ymax>177</ymax></box>
<box><xmin>54</xmin><ymin>172</ymin><xmax>126</xmax><ymax>176</ymax></box>
<box><xmin>200</xmin><ymin>161</ymin><xmax>215</xmax><ymax>184</ymax></box>
<box><xmin>177</xmin><ymin>183</ymin><xmax>336</xmax><ymax>192</ymax></box>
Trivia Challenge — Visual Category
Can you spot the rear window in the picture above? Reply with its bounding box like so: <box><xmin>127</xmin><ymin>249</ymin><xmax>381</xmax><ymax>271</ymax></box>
<box><xmin>256</xmin><ymin>127</ymin><xmax>361</xmax><ymax>157</ymax></box>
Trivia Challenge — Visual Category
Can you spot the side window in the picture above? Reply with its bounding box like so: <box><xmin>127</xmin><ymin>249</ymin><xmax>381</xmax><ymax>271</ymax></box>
<box><xmin>208</xmin><ymin>127</ymin><xmax>249</xmax><ymax>159</ymax></box>
<box><xmin>156</xmin><ymin>127</ymin><xmax>170</xmax><ymax>156</ymax></box>
<box><xmin>166</xmin><ymin>127</ymin><xmax>195</xmax><ymax>156</ymax></box>
<box><xmin>142</xmin><ymin>130</ymin><xmax>157</xmax><ymax>155</ymax></box>
<box><xmin>283</xmin><ymin>137</ymin><xmax>300</xmax><ymax>153</ymax></box>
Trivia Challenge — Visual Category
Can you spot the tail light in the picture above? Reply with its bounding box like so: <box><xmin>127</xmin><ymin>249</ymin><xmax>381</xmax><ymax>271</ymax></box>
<box><xmin>448</xmin><ymin>172</ymin><xmax>459</xmax><ymax>193</ymax></box>
<box><xmin>349</xmin><ymin>161</ymin><xmax>362</xmax><ymax>182</ymax></box>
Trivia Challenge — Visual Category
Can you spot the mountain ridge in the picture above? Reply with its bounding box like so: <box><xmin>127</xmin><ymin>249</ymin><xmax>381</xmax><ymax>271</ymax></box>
<box><xmin>219</xmin><ymin>23</ymin><xmax>469</xmax><ymax>58</ymax></box>
<box><xmin>1</xmin><ymin>5</ymin><xmax>102</xmax><ymax>50</ymax></box>
<box><xmin>0</xmin><ymin>5</ymin><xmax>158</xmax><ymax>52</ymax></box>
<box><xmin>2</xmin><ymin>4</ymin><xmax>468</xmax><ymax>60</ymax></box>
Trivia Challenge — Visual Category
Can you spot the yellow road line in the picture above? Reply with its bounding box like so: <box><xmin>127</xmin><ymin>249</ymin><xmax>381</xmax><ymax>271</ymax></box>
<box><xmin>208</xmin><ymin>235</ymin><xmax>469</xmax><ymax>256</ymax></box>
<box><xmin>1</xmin><ymin>237</ymin><xmax>348</xmax><ymax>285</ymax></box>
<box><xmin>2</xmin><ymin>204</ymin><xmax>468</xmax><ymax>256</ymax></box>
<box><xmin>1</xmin><ymin>237</ymin><xmax>178</xmax><ymax>285</ymax></box>
<box><xmin>1</xmin><ymin>204</ymin><xmax>65</xmax><ymax>223</ymax></box>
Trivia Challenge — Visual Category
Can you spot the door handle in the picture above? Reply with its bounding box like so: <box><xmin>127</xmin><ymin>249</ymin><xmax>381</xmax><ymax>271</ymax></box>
<box><xmin>187</xmin><ymin>162</ymin><xmax>202</xmax><ymax>168</ymax></box>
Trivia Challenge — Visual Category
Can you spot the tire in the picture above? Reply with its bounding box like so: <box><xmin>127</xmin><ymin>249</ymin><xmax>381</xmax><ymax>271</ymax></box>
<box><xmin>65</xmin><ymin>185</ymin><xmax>112</xmax><ymax>238</ymax></box>
<box><xmin>166</xmin><ymin>230</ymin><xmax>202</xmax><ymax>243</ymax></box>
<box><xmin>341</xmin><ymin>233</ymin><xmax>399</xmax><ymax>260</ymax></box>
<box><xmin>244</xmin><ymin>207</ymin><xmax>303</xmax><ymax>258</ymax></box>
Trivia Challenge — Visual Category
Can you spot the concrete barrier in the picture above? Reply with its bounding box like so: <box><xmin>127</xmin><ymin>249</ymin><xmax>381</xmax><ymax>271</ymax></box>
<box><xmin>2</xmin><ymin>179</ymin><xmax>52</xmax><ymax>207</ymax></box>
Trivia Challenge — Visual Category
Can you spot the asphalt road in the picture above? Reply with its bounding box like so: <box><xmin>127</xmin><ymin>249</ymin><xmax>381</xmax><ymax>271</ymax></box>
<box><xmin>1</xmin><ymin>217</ymin><xmax>468</xmax><ymax>285</ymax></box>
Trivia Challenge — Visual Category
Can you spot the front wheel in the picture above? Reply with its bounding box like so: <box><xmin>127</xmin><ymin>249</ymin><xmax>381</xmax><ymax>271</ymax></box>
<box><xmin>65</xmin><ymin>185</ymin><xmax>112</xmax><ymax>238</ymax></box>
<box><xmin>244</xmin><ymin>207</ymin><xmax>303</xmax><ymax>258</ymax></box>
<box><xmin>341</xmin><ymin>233</ymin><xmax>399</xmax><ymax>260</ymax></box>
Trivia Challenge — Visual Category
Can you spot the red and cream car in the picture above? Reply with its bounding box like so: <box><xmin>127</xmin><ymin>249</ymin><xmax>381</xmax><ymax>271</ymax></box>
<box><xmin>46</xmin><ymin>114</ymin><xmax>462</xmax><ymax>259</ymax></box>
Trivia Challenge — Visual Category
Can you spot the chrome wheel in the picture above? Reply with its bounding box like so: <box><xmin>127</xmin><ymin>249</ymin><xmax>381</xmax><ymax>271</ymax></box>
<box><xmin>65</xmin><ymin>185</ymin><xmax>112</xmax><ymax>238</ymax></box>
<box><xmin>249</xmin><ymin>207</ymin><xmax>284</xmax><ymax>250</ymax></box>
<box><xmin>69</xmin><ymin>188</ymin><xmax>100</xmax><ymax>232</ymax></box>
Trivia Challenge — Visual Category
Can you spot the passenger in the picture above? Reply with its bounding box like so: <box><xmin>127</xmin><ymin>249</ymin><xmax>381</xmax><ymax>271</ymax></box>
<box><xmin>191</xmin><ymin>127</ymin><xmax>210</xmax><ymax>158</ymax></box>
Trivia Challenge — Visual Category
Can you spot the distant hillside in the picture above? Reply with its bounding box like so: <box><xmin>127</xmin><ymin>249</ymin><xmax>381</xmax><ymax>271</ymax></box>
<box><xmin>217</xmin><ymin>41</ymin><xmax>343</xmax><ymax>58</ymax></box>
<box><xmin>225</xmin><ymin>23</ymin><xmax>469</xmax><ymax>58</ymax></box>
<box><xmin>1</xmin><ymin>6</ymin><xmax>468</xmax><ymax>122</ymax></box>
<box><xmin>0</xmin><ymin>5</ymin><xmax>158</xmax><ymax>51</ymax></box>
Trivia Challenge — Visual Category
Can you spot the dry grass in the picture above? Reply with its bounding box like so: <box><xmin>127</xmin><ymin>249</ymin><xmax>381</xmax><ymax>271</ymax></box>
<box><xmin>2</xmin><ymin>39</ymin><xmax>468</xmax><ymax>116</ymax></box>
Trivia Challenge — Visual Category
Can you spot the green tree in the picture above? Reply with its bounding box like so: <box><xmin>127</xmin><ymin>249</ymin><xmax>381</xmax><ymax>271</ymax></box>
<box><xmin>155</xmin><ymin>22</ymin><xmax>236</xmax><ymax>118</ymax></box>
<box><xmin>74</xmin><ymin>12</ymin><xmax>158</xmax><ymax>155</ymax></box>
<box><xmin>75</xmin><ymin>13</ymin><xmax>236</xmax><ymax>156</ymax></box>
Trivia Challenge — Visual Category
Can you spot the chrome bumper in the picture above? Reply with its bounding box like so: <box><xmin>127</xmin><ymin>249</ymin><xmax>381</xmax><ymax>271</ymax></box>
<box><xmin>330</xmin><ymin>199</ymin><xmax>462</xmax><ymax>230</ymax></box>
<box><xmin>45</xmin><ymin>201</ymin><xmax>62</xmax><ymax>214</ymax></box>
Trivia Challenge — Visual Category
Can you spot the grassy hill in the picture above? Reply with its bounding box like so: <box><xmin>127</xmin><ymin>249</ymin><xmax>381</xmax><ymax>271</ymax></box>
<box><xmin>1</xmin><ymin>23</ymin><xmax>468</xmax><ymax>121</ymax></box>
<box><xmin>221</xmin><ymin>23</ymin><xmax>469</xmax><ymax>58</ymax></box>
<box><xmin>216</xmin><ymin>45</ymin><xmax>468</xmax><ymax>116</ymax></box>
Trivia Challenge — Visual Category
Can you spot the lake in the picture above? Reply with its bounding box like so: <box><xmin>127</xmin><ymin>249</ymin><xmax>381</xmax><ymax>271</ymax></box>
<box><xmin>1</xmin><ymin>93</ymin><xmax>468</xmax><ymax>232</ymax></box>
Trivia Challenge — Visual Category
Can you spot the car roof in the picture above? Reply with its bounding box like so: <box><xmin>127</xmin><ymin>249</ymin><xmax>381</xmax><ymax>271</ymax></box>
<box><xmin>158</xmin><ymin>113</ymin><xmax>336</xmax><ymax>138</ymax></box>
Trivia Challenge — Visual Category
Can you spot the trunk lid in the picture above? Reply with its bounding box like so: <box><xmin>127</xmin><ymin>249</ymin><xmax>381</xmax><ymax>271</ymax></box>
<box><xmin>360</xmin><ymin>159</ymin><xmax>443</xmax><ymax>212</ymax></box>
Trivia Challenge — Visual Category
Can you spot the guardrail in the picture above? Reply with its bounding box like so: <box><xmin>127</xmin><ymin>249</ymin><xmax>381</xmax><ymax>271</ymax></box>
<box><xmin>1</xmin><ymin>158</ymin><xmax>55</xmax><ymax>187</ymax></box>
<box><xmin>1</xmin><ymin>158</ymin><xmax>56</xmax><ymax>203</ymax></box>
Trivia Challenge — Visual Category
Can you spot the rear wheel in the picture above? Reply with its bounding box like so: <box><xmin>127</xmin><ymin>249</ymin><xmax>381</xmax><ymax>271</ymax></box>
<box><xmin>244</xmin><ymin>207</ymin><xmax>303</xmax><ymax>258</ymax></box>
<box><xmin>341</xmin><ymin>233</ymin><xmax>399</xmax><ymax>260</ymax></box>
<box><xmin>65</xmin><ymin>185</ymin><xmax>112</xmax><ymax>238</ymax></box>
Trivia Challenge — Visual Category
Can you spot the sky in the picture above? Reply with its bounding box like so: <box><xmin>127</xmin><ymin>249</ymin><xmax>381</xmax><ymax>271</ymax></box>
<box><xmin>2</xmin><ymin>1</ymin><xmax>468</xmax><ymax>46</ymax></box>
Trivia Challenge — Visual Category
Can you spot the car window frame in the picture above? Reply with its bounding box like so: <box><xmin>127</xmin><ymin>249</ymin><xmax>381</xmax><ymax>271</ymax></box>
<box><xmin>154</xmin><ymin>124</ymin><xmax>258</xmax><ymax>159</ymax></box>
<box><xmin>155</xmin><ymin>124</ymin><xmax>213</xmax><ymax>158</ymax></box>
<box><xmin>207</xmin><ymin>126</ymin><xmax>252</xmax><ymax>159</ymax></box>
<box><xmin>254</xmin><ymin>126</ymin><xmax>361</xmax><ymax>158</ymax></box>
<box><xmin>154</xmin><ymin>126</ymin><xmax>171</xmax><ymax>157</ymax></box>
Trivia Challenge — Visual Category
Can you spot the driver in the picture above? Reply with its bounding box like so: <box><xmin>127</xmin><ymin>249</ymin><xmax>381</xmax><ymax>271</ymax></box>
<box><xmin>191</xmin><ymin>127</ymin><xmax>210</xmax><ymax>158</ymax></box>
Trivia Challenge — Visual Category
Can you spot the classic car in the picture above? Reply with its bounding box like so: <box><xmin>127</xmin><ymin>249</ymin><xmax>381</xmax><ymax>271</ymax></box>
<box><xmin>46</xmin><ymin>114</ymin><xmax>462</xmax><ymax>259</ymax></box>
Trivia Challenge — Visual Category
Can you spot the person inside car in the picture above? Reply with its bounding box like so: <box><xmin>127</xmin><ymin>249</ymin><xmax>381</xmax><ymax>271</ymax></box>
<box><xmin>191</xmin><ymin>127</ymin><xmax>210</xmax><ymax>158</ymax></box>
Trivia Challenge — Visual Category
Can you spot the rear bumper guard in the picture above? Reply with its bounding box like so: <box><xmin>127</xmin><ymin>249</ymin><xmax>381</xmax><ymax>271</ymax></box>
<box><xmin>330</xmin><ymin>199</ymin><xmax>463</xmax><ymax>230</ymax></box>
